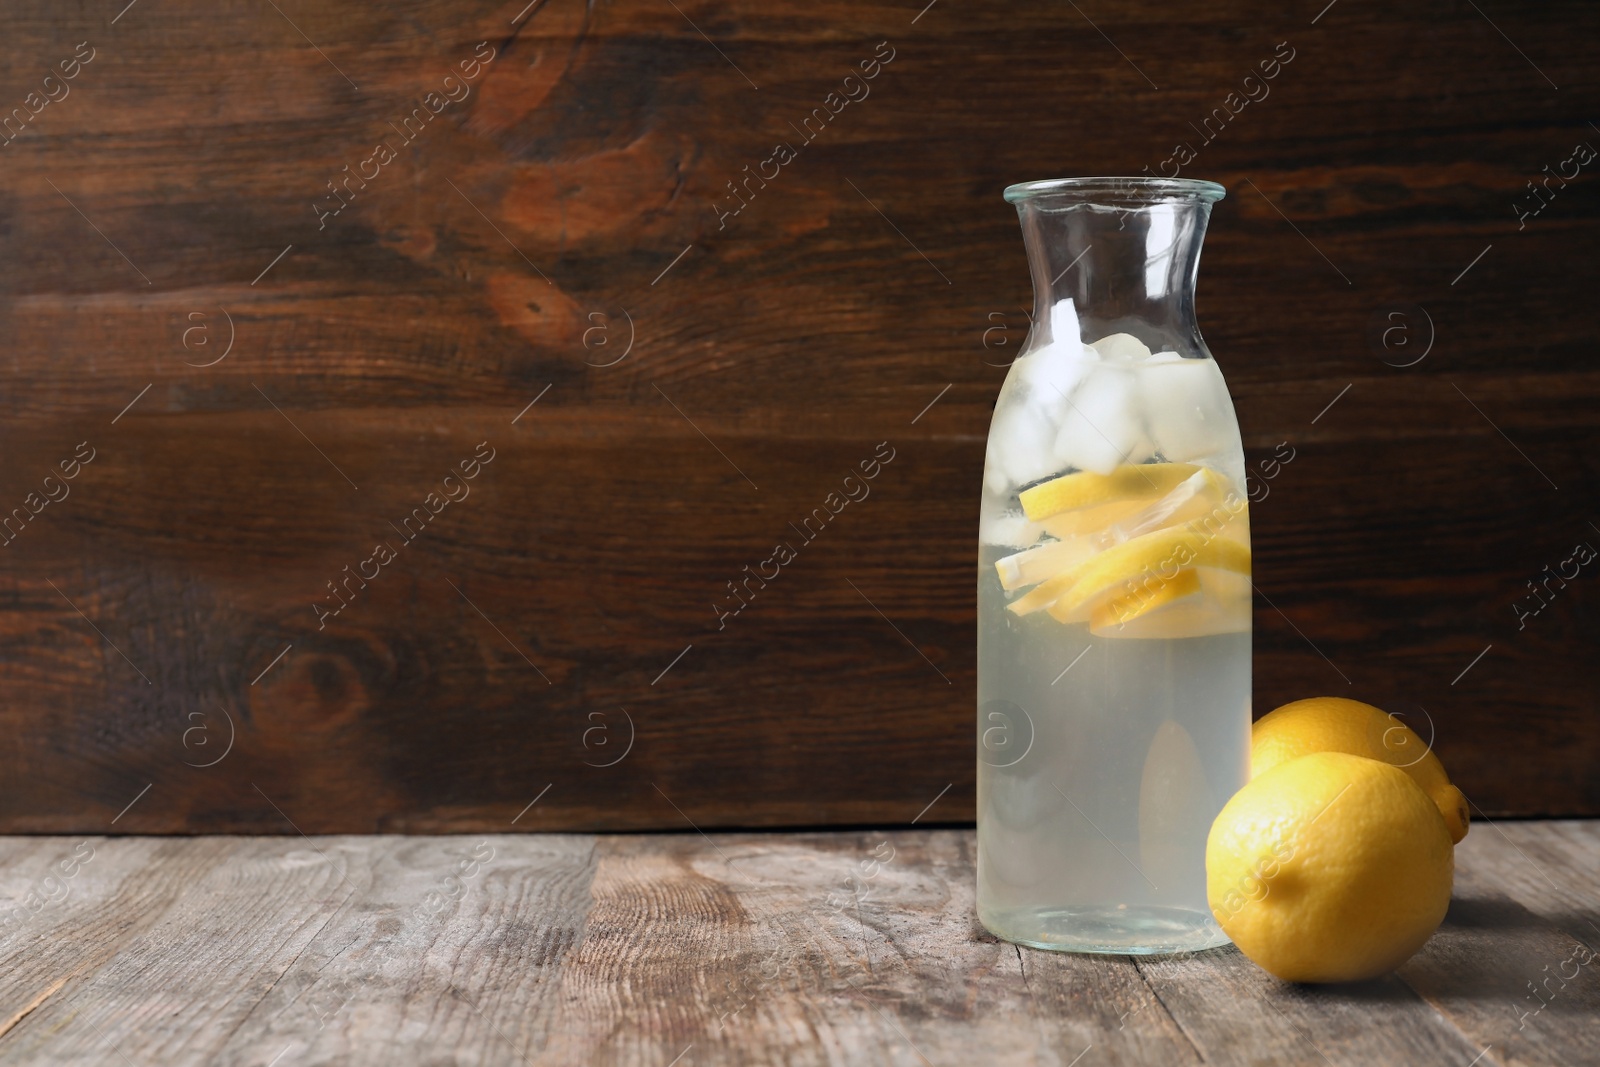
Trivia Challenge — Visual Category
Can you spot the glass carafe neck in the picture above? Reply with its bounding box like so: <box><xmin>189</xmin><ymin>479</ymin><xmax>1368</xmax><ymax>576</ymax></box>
<box><xmin>1006</xmin><ymin>178</ymin><xmax>1225</xmax><ymax>357</ymax></box>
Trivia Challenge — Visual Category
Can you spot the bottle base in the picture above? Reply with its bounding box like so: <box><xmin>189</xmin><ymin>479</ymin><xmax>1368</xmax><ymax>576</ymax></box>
<box><xmin>979</xmin><ymin>903</ymin><xmax>1232</xmax><ymax>955</ymax></box>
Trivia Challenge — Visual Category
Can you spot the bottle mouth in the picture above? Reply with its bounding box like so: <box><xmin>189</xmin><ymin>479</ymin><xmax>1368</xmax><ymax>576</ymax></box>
<box><xmin>1004</xmin><ymin>176</ymin><xmax>1226</xmax><ymax>206</ymax></box>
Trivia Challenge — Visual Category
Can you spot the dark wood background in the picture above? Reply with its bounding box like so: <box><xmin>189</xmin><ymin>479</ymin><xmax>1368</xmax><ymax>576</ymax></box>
<box><xmin>0</xmin><ymin>0</ymin><xmax>1595</xmax><ymax>833</ymax></box>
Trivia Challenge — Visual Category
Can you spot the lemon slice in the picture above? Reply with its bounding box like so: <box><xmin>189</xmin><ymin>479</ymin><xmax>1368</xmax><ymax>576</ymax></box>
<box><xmin>1008</xmin><ymin>519</ymin><xmax>1250</xmax><ymax>618</ymax></box>
<box><xmin>1006</xmin><ymin>473</ymin><xmax>1240</xmax><ymax>599</ymax></box>
<box><xmin>1088</xmin><ymin>567</ymin><xmax>1201</xmax><ymax>628</ymax></box>
<box><xmin>1091</xmin><ymin>570</ymin><xmax>1251</xmax><ymax>639</ymax></box>
<box><xmin>1123</xmin><ymin>471</ymin><xmax>1239</xmax><ymax>539</ymax></box>
<box><xmin>1057</xmin><ymin>523</ymin><xmax>1250</xmax><ymax>617</ymax></box>
<box><xmin>1048</xmin><ymin>471</ymin><xmax>1244</xmax><ymax>549</ymax></box>
<box><xmin>1040</xmin><ymin>497</ymin><xmax>1152</xmax><ymax>540</ymax></box>
<box><xmin>1052</xmin><ymin>570</ymin><xmax>1203</xmax><ymax>626</ymax></box>
<box><xmin>1008</xmin><ymin>569</ymin><xmax>1081</xmax><ymax>616</ymax></box>
<box><xmin>1140</xmin><ymin>720</ymin><xmax>1210</xmax><ymax>888</ymax></box>
<box><xmin>1020</xmin><ymin>463</ymin><xmax>1216</xmax><ymax>522</ymax></box>
<box><xmin>995</xmin><ymin>538</ymin><xmax>1096</xmax><ymax>592</ymax></box>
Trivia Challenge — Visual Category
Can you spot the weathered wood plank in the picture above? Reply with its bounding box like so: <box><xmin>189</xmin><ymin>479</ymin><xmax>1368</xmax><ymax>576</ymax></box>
<box><xmin>0</xmin><ymin>838</ymin><xmax>242</xmax><ymax>1056</ymax></box>
<box><xmin>533</xmin><ymin>830</ymin><xmax>1205</xmax><ymax>1066</ymax></box>
<box><xmin>0</xmin><ymin>836</ymin><xmax>355</xmax><ymax>1064</ymax></box>
<box><xmin>1134</xmin><ymin>938</ymin><xmax>1493</xmax><ymax>1065</ymax></box>
<box><xmin>0</xmin><ymin>834</ymin><xmax>599</xmax><ymax>1066</ymax></box>
<box><xmin>1</xmin><ymin>826</ymin><xmax>1598</xmax><ymax>1064</ymax></box>
<box><xmin>1397</xmin><ymin>894</ymin><xmax>1600</xmax><ymax>1067</ymax></box>
<box><xmin>1447</xmin><ymin>820</ymin><xmax>1600</xmax><ymax>934</ymax></box>
<box><xmin>219</xmin><ymin>834</ymin><xmax>599</xmax><ymax>1067</ymax></box>
<box><xmin>1391</xmin><ymin>821</ymin><xmax>1600</xmax><ymax>1067</ymax></box>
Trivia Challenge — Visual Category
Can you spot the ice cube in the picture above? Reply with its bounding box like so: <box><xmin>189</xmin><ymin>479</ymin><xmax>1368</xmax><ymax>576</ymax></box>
<box><xmin>982</xmin><ymin>448</ymin><xmax>1009</xmax><ymax>495</ymax></box>
<box><xmin>1052</xmin><ymin>364</ymin><xmax>1150</xmax><ymax>475</ymax></box>
<box><xmin>988</xmin><ymin>401</ymin><xmax>1062</xmax><ymax>487</ymax></box>
<box><xmin>1006</xmin><ymin>299</ymin><xmax>1096</xmax><ymax>407</ymax></box>
<box><xmin>980</xmin><ymin>509</ymin><xmax>1045</xmax><ymax>549</ymax></box>
<box><xmin>1089</xmin><ymin>332</ymin><xmax>1153</xmax><ymax>363</ymax></box>
<box><xmin>1138</xmin><ymin>356</ymin><xmax>1233</xmax><ymax>462</ymax></box>
<box><xmin>1049</xmin><ymin>297</ymin><xmax>1082</xmax><ymax>349</ymax></box>
<box><xmin>1013</xmin><ymin>339</ymin><xmax>1097</xmax><ymax>403</ymax></box>
<box><xmin>1123</xmin><ymin>428</ymin><xmax>1159</xmax><ymax>466</ymax></box>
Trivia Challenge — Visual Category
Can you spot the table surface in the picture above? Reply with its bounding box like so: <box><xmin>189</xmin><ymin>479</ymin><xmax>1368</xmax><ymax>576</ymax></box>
<box><xmin>0</xmin><ymin>822</ymin><xmax>1595</xmax><ymax>1066</ymax></box>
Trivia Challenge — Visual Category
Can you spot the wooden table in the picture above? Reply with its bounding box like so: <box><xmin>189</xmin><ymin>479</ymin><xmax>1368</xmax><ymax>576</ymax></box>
<box><xmin>0</xmin><ymin>822</ymin><xmax>1594</xmax><ymax>1065</ymax></box>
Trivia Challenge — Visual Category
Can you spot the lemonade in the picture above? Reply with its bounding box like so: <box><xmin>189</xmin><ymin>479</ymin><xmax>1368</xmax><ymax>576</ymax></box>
<box><xmin>977</xmin><ymin>177</ymin><xmax>1249</xmax><ymax>953</ymax></box>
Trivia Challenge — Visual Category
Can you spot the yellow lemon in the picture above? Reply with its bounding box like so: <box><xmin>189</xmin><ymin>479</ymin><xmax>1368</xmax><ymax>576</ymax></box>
<box><xmin>1088</xmin><ymin>567</ymin><xmax>1201</xmax><ymax>629</ymax></box>
<box><xmin>1035</xmin><ymin>469</ymin><xmax>1232</xmax><ymax>540</ymax></box>
<box><xmin>1007</xmin><ymin>522</ymin><xmax>1250</xmax><ymax>618</ymax></box>
<box><xmin>1252</xmin><ymin>697</ymin><xmax>1468</xmax><ymax>843</ymax></box>
<box><xmin>1206</xmin><ymin>751</ymin><xmax>1453</xmax><ymax>982</ymax></box>
<box><xmin>1051</xmin><ymin>524</ymin><xmax>1249</xmax><ymax>619</ymax></box>
<box><xmin>995</xmin><ymin>538</ymin><xmax>1096</xmax><ymax>592</ymax></box>
<box><xmin>1039</xmin><ymin>496</ymin><xmax>1158</xmax><ymax>540</ymax></box>
<box><xmin>1018</xmin><ymin>463</ymin><xmax>1206</xmax><ymax>521</ymax></box>
<box><xmin>1088</xmin><ymin>569</ymin><xmax>1251</xmax><ymax>639</ymax></box>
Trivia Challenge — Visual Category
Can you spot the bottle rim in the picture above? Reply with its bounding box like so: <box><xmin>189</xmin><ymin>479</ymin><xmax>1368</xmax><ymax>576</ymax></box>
<box><xmin>1003</xmin><ymin>176</ymin><xmax>1226</xmax><ymax>205</ymax></box>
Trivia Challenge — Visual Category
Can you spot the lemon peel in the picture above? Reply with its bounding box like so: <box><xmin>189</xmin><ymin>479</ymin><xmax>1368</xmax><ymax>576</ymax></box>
<box><xmin>1019</xmin><ymin>463</ymin><xmax>1216</xmax><ymax>522</ymax></box>
<box><xmin>1207</xmin><ymin>751</ymin><xmax>1453</xmax><ymax>982</ymax></box>
<box><xmin>1252</xmin><ymin>697</ymin><xmax>1469</xmax><ymax>843</ymax></box>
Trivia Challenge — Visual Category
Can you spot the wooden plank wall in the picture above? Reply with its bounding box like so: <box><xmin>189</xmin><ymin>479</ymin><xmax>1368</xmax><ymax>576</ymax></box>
<box><xmin>0</xmin><ymin>0</ymin><xmax>1594</xmax><ymax>832</ymax></box>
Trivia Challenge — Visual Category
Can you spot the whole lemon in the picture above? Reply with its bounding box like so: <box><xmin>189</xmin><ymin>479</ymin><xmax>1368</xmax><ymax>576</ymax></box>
<box><xmin>1206</xmin><ymin>751</ymin><xmax>1454</xmax><ymax>983</ymax></box>
<box><xmin>1252</xmin><ymin>697</ymin><xmax>1469</xmax><ymax>843</ymax></box>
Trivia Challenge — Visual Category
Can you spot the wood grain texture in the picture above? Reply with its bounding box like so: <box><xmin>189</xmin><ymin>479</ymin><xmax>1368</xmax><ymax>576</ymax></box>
<box><xmin>0</xmin><ymin>1</ymin><xmax>1597</xmax><ymax>831</ymax></box>
<box><xmin>1391</xmin><ymin>821</ymin><xmax>1600</xmax><ymax>1067</ymax></box>
<box><xmin>0</xmin><ymin>824</ymin><xmax>1596</xmax><ymax>1064</ymax></box>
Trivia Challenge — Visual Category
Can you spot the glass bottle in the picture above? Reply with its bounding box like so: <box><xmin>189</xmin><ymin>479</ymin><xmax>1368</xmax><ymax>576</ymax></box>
<box><xmin>976</xmin><ymin>177</ymin><xmax>1250</xmax><ymax>954</ymax></box>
